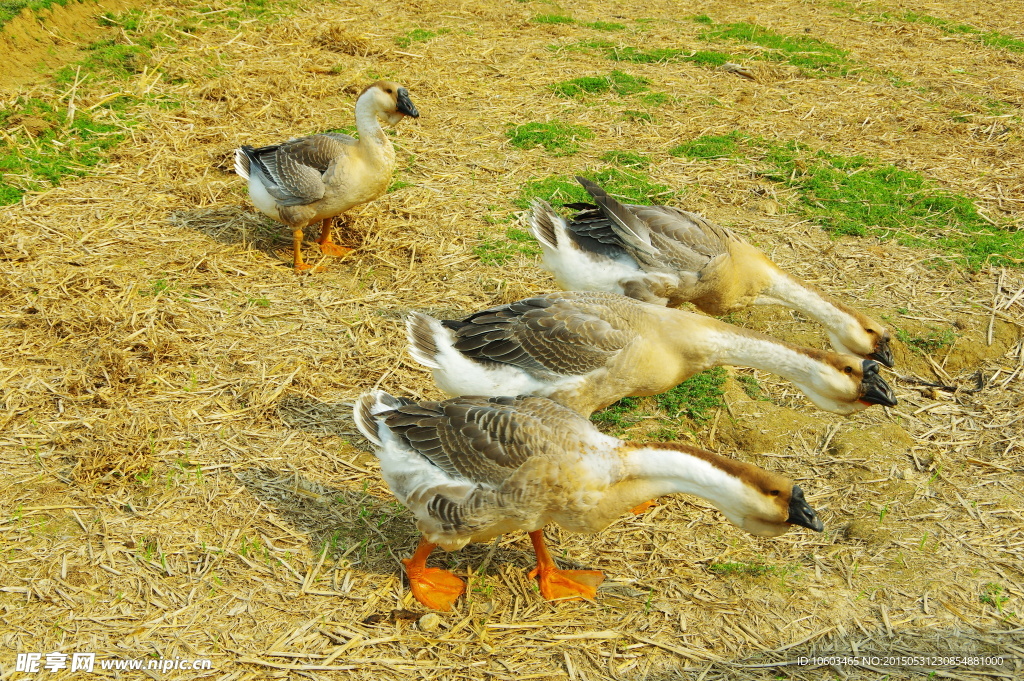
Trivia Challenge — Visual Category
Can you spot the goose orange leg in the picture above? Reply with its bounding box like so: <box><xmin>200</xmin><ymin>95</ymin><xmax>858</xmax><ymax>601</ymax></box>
<box><xmin>291</xmin><ymin>227</ymin><xmax>319</xmax><ymax>273</ymax></box>
<box><xmin>316</xmin><ymin>218</ymin><xmax>354</xmax><ymax>257</ymax></box>
<box><xmin>401</xmin><ymin>537</ymin><xmax>465</xmax><ymax>611</ymax></box>
<box><xmin>527</xmin><ymin>529</ymin><xmax>604</xmax><ymax>602</ymax></box>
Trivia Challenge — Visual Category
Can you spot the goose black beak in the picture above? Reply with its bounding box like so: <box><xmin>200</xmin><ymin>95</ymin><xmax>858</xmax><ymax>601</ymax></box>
<box><xmin>787</xmin><ymin>485</ymin><xmax>824</xmax><ymax>532</ymax></box>
<box><xmin>859</xmin><ymin>359</ymin><xmax>898</xmax><ymax>407</ymax></box>
<box><xmin>396</xmin><ymin>88</ymin><xmax>419</xmax><ymax>118</ymax></box>
<box><xmin>868</xmin><ymin>336</ymin><xmax>895</xmax><ymax>368</ymax></box>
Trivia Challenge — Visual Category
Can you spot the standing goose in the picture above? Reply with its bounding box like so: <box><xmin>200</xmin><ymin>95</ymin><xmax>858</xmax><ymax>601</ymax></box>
<box><xmin>234</xmin><ymin>81</ymin><xmax>419</xmax><ymax>272</ymax></box>
<box><xmin>354</xmin><ymin>391</ymin><xmax>823</xmax><ymax>610</ymax></box>
<box><xmin>530</xmin><ymin>177</ymin><xmax>894</xmax><ymax>366</ymax></box>
<box><xmin>407</xmin><ymin>291</ymin><xmax>897</xmax><ymax>418</ymax></box>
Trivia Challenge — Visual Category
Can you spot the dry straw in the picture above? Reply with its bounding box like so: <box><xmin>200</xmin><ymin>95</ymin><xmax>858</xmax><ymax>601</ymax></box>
<box><xmin>1</xmin><ymin>0</ymin><xmax>1022</xmax><ymax>678</ymax></box>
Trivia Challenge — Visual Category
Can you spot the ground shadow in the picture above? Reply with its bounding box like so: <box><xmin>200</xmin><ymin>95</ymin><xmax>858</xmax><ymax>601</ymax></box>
<box><xmin>234</xmin><ymin>465</ymin><xmax>549</xmax><ymax>586</ymax></box>
<box><xmin>278</xmin><ymin>395</ymin><xmax>360</xmax><ymax>440</ymax></box>
<box><xmin>168</xmin><ymin>206</ymin><xmax>286</xmax><ymax>257</ymax></box>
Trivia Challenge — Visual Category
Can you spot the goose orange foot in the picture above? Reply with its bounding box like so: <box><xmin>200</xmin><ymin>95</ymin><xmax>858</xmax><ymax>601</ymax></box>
<box><xmin>319</xmin><ymin>243</ymin><xmax>354</xmax><ymax>257</ymax></box>
<box><xmin>529</xmin><ymin>565</ymin><xmax>604</xmax><ymax>602</ymax></box>
<box><xmin>527</xmin><ymin>529</ymin><xmax>604</xmax><ymax>602</ymax></box>
<box><xmin>403</xmin><ymin>563</ymin><xmax>466</xmax><ymax>611</ymax></box>
<box><xmin>401</xmin><ymin>538</ymin><xmax>465</xmax><ymax>611</ymax></box>
<box><xmin>316</xmin><ymin>218</ymin><xmax>355</xmax><ymax>258</ymax></box>
<box><xmin>292</xmin><ymin>261</ymin><xmax>326</xmax><ymax>273</ymax></box>
<box><xmin>629</xmin><ymin>500</ymin><xmax>657</xmax><ymax>515</ymax></box>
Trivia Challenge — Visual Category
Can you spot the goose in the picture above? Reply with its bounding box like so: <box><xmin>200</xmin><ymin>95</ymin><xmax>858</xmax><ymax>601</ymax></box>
<box><xmin>354</xmin><ymin>391</ymin><xmax>823</xmax><ymax>610</ymax></box>
<box><xmin>530</xmin><ymin>177</ymin><xmax>894</xmax><ymax>367</ymax></box>
<box><xmin>406</xmin><ymin>291</ymin><xmax>897</xmax><ymax>418</ymax></box>
<box><xmin>234</xmin><ymin>81</ymin><xmax>419</xmax><ymax>272</ymax></box>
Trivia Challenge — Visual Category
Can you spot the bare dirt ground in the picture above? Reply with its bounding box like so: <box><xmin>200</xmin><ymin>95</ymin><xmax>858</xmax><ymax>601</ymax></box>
<box><xmin>1</xmin><ymin>0</ymin><xmax>1023</xmax><ymax>679</ymax></box>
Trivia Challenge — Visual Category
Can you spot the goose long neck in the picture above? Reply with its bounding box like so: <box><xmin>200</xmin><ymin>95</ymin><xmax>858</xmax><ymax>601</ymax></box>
<box><xmin>698</xmin><ymin>317</ymin><xmax>828</xmax><ymax>387</ymax></box>
<box><xmin>354</xmin><ymin>92</ymin><xmax>388</xmax><ymax>146</ymax></box>
<box><xmin>619</xmin><ymin>443</ymin><xmax>748</xmax><ymax>509</ymax></box>
<box><xmin>760</xmin><ymin>270</ymin><xmax>852</xmax><ymax>331</ymax></box>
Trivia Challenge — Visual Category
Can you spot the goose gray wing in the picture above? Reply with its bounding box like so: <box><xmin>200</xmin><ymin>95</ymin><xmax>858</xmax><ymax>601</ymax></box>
<box><xmin>628</xmin><ymin>204</ymin><xmax>734</xmax><ymax>274</ymax></box>
<box><xmin>242</xmin><ymin>134</ymin><xmax>351</xmax><ymax>206</ymax></box>
<box><xmin>319</xmin><ymin>131</ymin><xmax>358</xmax><ymax>146</ymax></box>
<box><xmin>575</xmin><ymin>176</ymin><xmax>740</xmax><ymax>276</ymax></box>
<box><xmin>442</xmin><ymin>293</ymin><xmax>636</xmax><ymax>376</ymax></box>
<box><xmin>383</xmin><ymin>395</ymin><xmax>578</xmax><ymax>487</ymax></box>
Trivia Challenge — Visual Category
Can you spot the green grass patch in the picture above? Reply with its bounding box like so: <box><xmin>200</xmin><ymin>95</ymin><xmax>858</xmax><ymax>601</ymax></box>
<box><xmin>710</xmin><ymin>560</ymin><xmax>797</xmax><ymax>577</ymax></box>
<box><xmin>551</xmin><ymin>70</ymin><xmax>650</xmax><ymax>98</ymax></box>
<box><xmin>506</xmin><ymin>121</ymin><xmax>593</xmax><ymax>156</ymax></box>
<box><xmin>980</xmin><ymin>583</ymin><xmax>1010</xmax><ymax>612</ymax></box>
<box><xmin>0</xmin><ymin>97</ymin><xmax>128</xmax><ymax>205</ymax></box>
<box><xmin>590</xmin><ymin>396</ymin><xmax>643</xmax><ymax>434</ymax></box>
<box><xmin>395</xmin><ymin>28</ymin><xmax>448</xmax><ymax>48</ymax></box>
<box><xmin>831</xmin><ymin>5</ymin><xmax>1024</xmax><ymax>54</ymax></box>
<box><xmin>683</xmin><ymin>50</ymin><xmax>735</xmax><ymax>67</ymax></box>
<box><xmin>900</xmin><ymin>12</ymin><xmax>1024</xmax><ymax>52</ymax></box>
<box><xmin>670</xmin><ymin>131</ymin><xmax>741</xmax><ymax>159</ymax></box>
<box><xmin>894</xmin><ymin>326</ymin><xmax>956</xmax><ymax>355</ymax></box>
<box><xmin>653</xmin><ymin>368</ymin><xmax>727</xmax><ymax>425</ymax></box>
<box><xmin>584</xmin><ymin>20</ymin><xmax>625</xmax><ymax>31</ymax></box>
<box><xmin>517</xmin><ymin>167</ymin><xmax>675</xmax><ymax>208</ymax></box>
<box><xmin>560</xmin><ymin>40</ymin><xmax>736</xmax><ymax>71</ymax></box>
<box><xmin>636</xmin><ymin>91</ymin><xmax>672</xmax><ymax>106</ymax></box>
<box><xmin>668</xmin><ymin>130</ymin><xmax>1021</xmax><ymax>268</ymax></box>
<box><xmin>1</xmin><ymin>3</ymin><xmax>298</xmax><ymax>204</ymax></box>
<box><xmin>698</xmin><ymin>21</ymin><xmax>850</xmax><ymax>73</ymax></box>
<box><xmin>473</xmin><ymin>227</ymin><xmax>540</xmax><ymax>266</ymax></box>
<box><xmin>737</xmin><ymin>374</ymin><xmax>768</xmax><ymax>401</ymax></box>
<box><xmin>55</xmin><ymin>39</ymin><xmax>152</xmax><ymax>83</ymax></box>
<box><xmin>0</xmin><ymin>7</ymin><xmax>174</xmax><ymax>203</ymax></box>
<box><xmin>0</xmin><ymin>0</ymin><xmax>72</xmax><ymax>26</ymax></box>
<box><xmin>976</xmin><ymin>31</ymin><xmax>1024</xmax><ymax>52</ymax></box>
<box><xmin>755</xmin><ymin>142</ymin><xmax>1021</xmax><ymax>267</ymax></box>
<box><xmin>600</xmin><ymin>150</ymin><xmax>650</xmax><ymax>169</ymax></box>
<box><xmin>554</xmin><ymin>38</ymin><xmax>616</xmax><ymax>54</ymax></box>
<box><xmin>607</xmin><ymin>46</ymin><xmax>684</xmax><ymax>63</ymax></box>
<box><xmin>532</xmin><ymin>14</ymin><xmax>575</xmax><ymax>25</ymax></box>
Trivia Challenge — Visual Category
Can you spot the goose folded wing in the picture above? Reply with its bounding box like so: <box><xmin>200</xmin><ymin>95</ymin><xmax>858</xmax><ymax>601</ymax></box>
<box><xmin>253</xmin><ymin>145</ymin><xmax>329</xmax><ymax>206</ymax></box>
<box><xmin>279</xmin><ymin>134</ymin><xmax>353</xmax><ymax>172</ymax></box>
<box><xmin>628</xmin><ymin>205</ymin><xmax>730</xmax><ymax>273</ymax></box>
<box><xmin>449</xmin><ymin>296</ymin><xmax>635</xmax><ymax>376</ymax></box>
<box><xmin>384</xmin><ymin>396</ymin><xmax>550</xmax><ymax>487</ymax></box>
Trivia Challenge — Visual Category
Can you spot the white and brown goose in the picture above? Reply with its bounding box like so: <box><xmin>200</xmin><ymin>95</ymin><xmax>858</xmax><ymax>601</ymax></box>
<box><xmin>530</xmin><ymin>177</ymin><xmax>894</xmax><ymax>366</ymax></box>
<box><xmin>407</xmin><ymin>291</ymin><xmax>897</xmax><ymax>417</ymax></box>
<box><xmin>354</xmin><ymin>391</ymin><xmax>823</xmax><ymax>610</ymax></box>
<box><xmin>234</xmin><ymin>81</ymin><xmax>419</xmax><ymax>272</ymax></box>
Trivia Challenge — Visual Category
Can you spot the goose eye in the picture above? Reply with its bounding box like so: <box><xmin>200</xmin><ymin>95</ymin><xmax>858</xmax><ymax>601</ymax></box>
<box><xmin>385</xmin><ymin>88</ymin><xmax>393</xmax><ymax>94</ymax></box>
<box><xmin>769</xmin><ymin>490</ymin><xmax>780</xmax><ymax>496</ymax></box>
<box><xmin>844</xmin><ymin>365</ymin><xmax>853</xmax><ymax>374</ymax></box>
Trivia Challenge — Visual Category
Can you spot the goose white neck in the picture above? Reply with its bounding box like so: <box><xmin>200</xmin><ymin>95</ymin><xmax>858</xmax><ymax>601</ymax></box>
<box><xmin>622</xmin><ymin>444</ymin><xmax>749</xmax><ymax>510</ymax></box>
<box><xmin>758</xmin><ymin>271</ymin><xmax>852</xmax><ymax>332</ymax></box>
<box><xmin>354</xmin><ymin>91</ymin><xmax>387</xmax><ymax>145</ymax></box>
<box><xmin>703</xmin><ymin>321</ymin><xmax>827</xmax><ymax>387</ymax></box>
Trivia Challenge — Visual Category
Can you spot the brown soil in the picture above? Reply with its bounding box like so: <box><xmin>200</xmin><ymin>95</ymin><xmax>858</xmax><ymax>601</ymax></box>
<box><xmin>0</xmin><ymin>0</ymin><xmax>136</xmax><ymax>88</ymax></box>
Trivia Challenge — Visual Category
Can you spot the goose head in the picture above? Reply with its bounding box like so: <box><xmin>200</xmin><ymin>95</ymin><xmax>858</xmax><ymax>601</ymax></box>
<box><xmin>717</xmin><ymin>469</ymin><xmax>823</xmax><ymax>537</ymax></box>
<box><xmin>795</xmin><ymin>352</ymin><xmax>898</xmax><ymax>415</ymax></box>
<box><xmin>827</xmin><ymin>306</ymin><xmax>894</xmax><ymax>368</ymax></box>
<box><xmin>361</xmin><ymin>81</ymin><xmax>420</xmax><ymax>125</ymax></box>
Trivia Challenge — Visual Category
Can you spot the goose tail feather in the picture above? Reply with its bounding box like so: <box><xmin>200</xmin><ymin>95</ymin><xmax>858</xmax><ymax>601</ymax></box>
<box><xmin>353</xmin><ymin>390</ymin><xmax>407</xmax><ymax>448</ymax></box>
